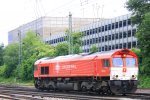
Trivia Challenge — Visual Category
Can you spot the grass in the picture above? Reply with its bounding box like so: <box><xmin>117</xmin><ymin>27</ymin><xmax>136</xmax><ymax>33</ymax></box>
<box><xmin>0</xmin><ymin>77</ymin><xmax>34</xmax><ymax>86</ymax></box>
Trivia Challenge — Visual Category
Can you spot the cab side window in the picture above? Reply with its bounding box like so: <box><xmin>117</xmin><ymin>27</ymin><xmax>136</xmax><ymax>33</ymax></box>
<box><xmin>41</xmin><ymin>66</ymin><xmax>49</xmax><ymax>74</ymax></box>
<box><xmin>103</xmin><ymin>59</ymin><xmax>110</xmax><ymax>67</ymax></box>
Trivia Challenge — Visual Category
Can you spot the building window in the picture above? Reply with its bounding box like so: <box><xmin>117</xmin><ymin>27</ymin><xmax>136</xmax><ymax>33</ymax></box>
<box><xmin>128</xmin><ymin>30</ymin><xmax>131</xmax><ymax>37</ymax></box>
<box><xmin>119</xmin><ymin>32</ymin><xmax>122</xmax><ymax>39</ymax></box>
<box><xmin>96</xmin><ymin>38</ymin><xmax>98</xmax><ymax>43</ymax></box>
<box><xmin>112</xmin><ymin>23</ymin><xmax>115</xmax><ymax>29</ymax></box>
<box><xmin>102</xmin><ymin>36</ymin><xmax>104</xmax><ymax>42</ymax></box>
<box><xmin>102</xmin><ymin>26</ymin><xmax>104</xmax><ymax>32</ymax></box>
<box><xmin>123</xmin><ymin>43</ymin><xmax>126</xmax><ymax>48</ymax></box>
<box><xmin>132</xmin><ymin>29</ymin><xmax>136</xmax><ymax>36</ymax></box>
<box><xmin>108</xmin><ymin>24</ymin><xmax>111</xmax><ymax>30</ymax></box>
<box><xmin>115</xmin><ymin>22</ymin><xmax>118</xmax><ymax>28</ymax></box>
<box><xmin>90</xmin><ymin>29</ymin><xmax>92</xmax><ymax>35</ymax></box>
<box><xmin>87</xmin><ymin>49</ymin><xmax>89</xmax><ymax>52</ymax></box>
<box><xmin>128</xmin><ymin>19</ymin><xmax>131</xmax><ymax>25</ymax></box>
<box><xmin>128</xmin><ymin>42</ymin><xmax>131</xmax><ymax>48</ymax></box>
<box><xmin>105</xmin><ymin>25</ymin><xmax>108</xmax><ymax>31</ymax></box>
<box><xmin>112</xmin><ymin>45</ymin><xmax>115</xmax><ymax>50</ymax></box>
<box><xmin>108</xmin><ymin>35</ymin><xmax>111</xmax><ymax>41</ymax></box>
<box><xmin>90</xmin><ymin>39</ymin><xmax>92</xmax><ymax>44</ymax></box>
<box><xmin>92</xmin><ymin>29</ymin><xmax>95</xmax><ymax>34</ymax></box>
<box><xmin>119</xmin><ymin>21</ymin><xmax>122</xmax><ymax>27</ymax></box>
<box><xmin>123</xmin><ymin>20</ymin><xmax>126</xmax><ymax>26</ymax></box>
<box><xmin>51</xmin><ymin>40</ymin><xmax>53</xmax><ymax>44</ymax></box>
<box><xmin>87</xmin><ymin>40</ymin><xmax>89</xmax><ymax>45</ymax></box>
<box><xmin>109</xmin><ymin>45</ymin><xmax>111</xmax><ymax>50</ymax></box>
<box><xmin>98</xmin><ymin>37</ymin><xmax>101</xmax><ymax>42</ymax></box>
<box><xmin>132</xmin><ymin>41</ymin><xmax>136</xmax><ymax>48</ymax></box>
<box><xmin>112</xmin><ymin>34</ymin><xmax>115</xmax><ymax>40</ymax></box>
<box><xmin>95</xmin><ymin>28</ymin><xmax>98</xmax><ymax>33</ymax></box>
<box><xmin>102</xmin><ymin>47</ymin><xmax>104</xmax><ymax>51</ymax></box>
<box><xmin>85</xmin><ymin>40</ymin><xmax>87</xmax><ymax>45</ymax></box>
<box><xmin>123</xmin><ymin>32</ymin><xmax>126</xmax><ymax>38</ymax></box>
<box><xmin>62</xmin><ymin>36</ymin><xmax>64</xmax><ymax>41</ymax></box>
<box><xmin>116</xmin><ymin>44</ymin><xmax>118</xmax><ymax>49</ymax></box>
<box><xmin>115</xmin><ymin>33</ymin><xmax>118</xmax><ymax>39</ymax></box>
<box><xmin>105</xmin><ymin>36</ymin><xmax>108</xmax><ymax>41</ymax></box>
<box><xmin>105</xmin><ymin>45</ymin><xmax>107</xmax><ymax>51</ymax></box>
<box><xmin>57</xmin><ymin>38</ymin><xmax>59</xmax><ymax>43</ymax></box>
<box><xmin>54</xmin><ymin>39</ymin><xmax>56</xmax><ymax>43</ymax></box>
<box><xmin>119</xmin><ymin>44</ymin><xmax>122</xmax><ymax>49</ymax></box>
<box><xmin>98</xmin><ymin>27</ymin><xmax>101</xmax><ymax>32</ymax></box>
<box><xmin>93</xmin><ymin>38</ymin><xmax>96</xmax><ymax>44</ymax></box>
<box><xmin>87</xmin><ymin>30</ymin><xmax>89</xmax><ymax>35</ymax></box>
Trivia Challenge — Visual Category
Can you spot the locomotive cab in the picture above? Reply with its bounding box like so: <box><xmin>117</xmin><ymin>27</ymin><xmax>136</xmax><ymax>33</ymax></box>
<box><xmin>109</xmin><ymin>49</ymin><xmax>138</xmax><ymax>94</ymax></box>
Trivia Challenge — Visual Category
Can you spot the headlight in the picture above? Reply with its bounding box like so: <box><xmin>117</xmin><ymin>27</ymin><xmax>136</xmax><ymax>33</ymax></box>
<box><xmin>112</xmin><ymin>75</ymin><xmax>119</xmax><ymax>80</ymax></box>
<box><xmin>131</xmin><ymin>75</ymin><xmax>137</xmax><ymax>79</ymax></box>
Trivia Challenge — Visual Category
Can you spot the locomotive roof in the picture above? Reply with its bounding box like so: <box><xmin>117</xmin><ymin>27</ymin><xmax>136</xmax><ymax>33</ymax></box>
<box><xmin>35</xmin><ymin>49</ymin><xmax>135</xmax><ymax>64</ymax></box>
<box><xmin>50</xmin><ymin>49</ymin><xmax>119</xmax><ymax>61</ymax></box>
<box><xmin>89</xmin><ymin>49</ymin><xmax>120</xmax><ymax>56</ymax></box>
<box><xmin>38</xmin><ymin>49</ymin><xmax>119</xmax><ymax>61</ymax></box>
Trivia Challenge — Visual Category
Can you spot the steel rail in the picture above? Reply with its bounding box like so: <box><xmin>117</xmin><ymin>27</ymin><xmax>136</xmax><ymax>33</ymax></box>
<box><xmin>0</xmin><ymin>85</ymin><xmax>150</xmax><ymax>100</ymax></box>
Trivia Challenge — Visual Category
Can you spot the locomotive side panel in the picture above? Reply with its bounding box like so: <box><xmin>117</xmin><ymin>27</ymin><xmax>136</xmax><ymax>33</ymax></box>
<box><xmin>34</xmin><ymin>57</ymin><xmax>112</xmax><ymax>78</ymax></box>
<box><xmin>70</xmin><ymin>59</ymin><xmax>95</xmax><ymax>76</ymax></box>
<box><xmin>50</xmin><ymin>59</ymin><xmax>96</xmax><ymax>77</ymax></box>
<box><xmin>51</xmin><ymin>61</ymin><xmax>72</xmax><ymax>77</ymax></box>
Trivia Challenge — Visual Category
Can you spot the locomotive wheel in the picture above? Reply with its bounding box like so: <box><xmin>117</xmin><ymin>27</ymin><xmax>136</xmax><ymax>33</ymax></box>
<box><xmin>34</xmin><ymin>80</ymin><xmax>40</xmax><ymax>89</ymax></box>
<box><xmin>101</xmin><ymin>86</ymin><xmax>112</xmax><ymax>95</ymax></box>
<box><xmin>82</xmin><ymin>86</ymin><xmax>87</xmax><ymax>92</ymax></box>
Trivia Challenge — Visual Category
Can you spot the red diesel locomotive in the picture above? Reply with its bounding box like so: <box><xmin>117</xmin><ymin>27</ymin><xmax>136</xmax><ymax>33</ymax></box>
<box><xmin>34</xmin><ymin>49</ymin><xmax>138</xmax><ymax>94</ymax></box>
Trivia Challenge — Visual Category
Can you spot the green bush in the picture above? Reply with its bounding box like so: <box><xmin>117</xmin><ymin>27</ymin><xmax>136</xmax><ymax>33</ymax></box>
<box><xmin>0</xmin><ymin>65</ymin><xmax>6</xmax><ymax>76</ymax></box>
<box><xmin>138</xmin><ymin>74</ymin><xmax>150</xmax><ymax>88</ymax></box>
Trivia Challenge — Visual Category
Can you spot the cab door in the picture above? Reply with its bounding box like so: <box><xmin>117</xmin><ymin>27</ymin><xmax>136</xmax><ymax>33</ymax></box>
<box><xmin>100</xmin><ymin>59</ymin><xmax>110</xmax><ymax>76</ymax></box>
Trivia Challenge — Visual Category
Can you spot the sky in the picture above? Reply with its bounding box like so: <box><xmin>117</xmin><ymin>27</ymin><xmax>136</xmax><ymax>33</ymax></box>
<box><xmin>0</xmin><ymin>0</ymin><xmax>129</xmax><ymax>46</ymax></box>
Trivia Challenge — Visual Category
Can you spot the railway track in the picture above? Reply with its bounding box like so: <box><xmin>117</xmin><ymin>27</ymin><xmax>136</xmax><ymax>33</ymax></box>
<box><xmin>0</xmin><ymin>85</ymin><xmax>149</xmax><ymax>100</ymax></box>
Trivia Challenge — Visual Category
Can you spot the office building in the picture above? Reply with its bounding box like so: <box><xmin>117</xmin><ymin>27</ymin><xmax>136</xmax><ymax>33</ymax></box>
<box><xmin>45</xmin><ymin>14</ymin><xmax>138</xmax><ymax>52</ymax></box>
<box><xmin>8</xmin><ymin>17</ymin><xmax>100</xmax><ymax>44</ymax></box>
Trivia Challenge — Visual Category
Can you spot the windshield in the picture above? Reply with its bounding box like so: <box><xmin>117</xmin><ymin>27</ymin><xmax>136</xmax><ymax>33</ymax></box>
<box><xmin>113</xmin><ymin>58</ymin><xmax>123</xmax><ymax>67</ymax></box>
<box><xmin>126</xmin><ymin>58</ymin><xmax>136</xmax><ymax>67</ymax></box>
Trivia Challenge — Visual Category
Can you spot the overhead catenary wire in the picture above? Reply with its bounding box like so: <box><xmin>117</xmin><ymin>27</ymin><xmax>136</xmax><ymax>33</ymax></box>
<box><xmin>45</xmin><ymin>0</ymin><xmax>100</xmax><ymax>17</ymax></box>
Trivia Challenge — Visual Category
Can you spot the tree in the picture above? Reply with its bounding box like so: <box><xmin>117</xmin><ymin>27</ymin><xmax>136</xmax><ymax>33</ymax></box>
<box><xmin>131</xmin><ymin>48</ymin><xmax>142</xmax><ymax>73</ymax></box>
<box><xmin>90</xmin><ymin>45</ymin><xmax>98</xmax><ymax>53</ymax></box>
<box><xmin>126</xmin><ymin>0</ymin><xmax>150</xmax><ymax>74</ymax></box>
<box><xmin>18</xmin><ymin>31</ymin><xmax>55</xmax><ymax>80</ymax></box>
<box><xmin>66</xmin><ymin>31</ymin><xmax>83</xmax><ymax>54</ymax></box>
<box><xmin>136</xmin><ymin>13</ymin><xmax>150</xmax><ymax>74</ymax></box>
<box><xmin>73</xmin><ymin>44</ymin><xmax>82</xmax><ymax>54</ymax></box>
<box><xmin>3</xmin><ymin>43</ymin><xmax>19</xmax><ymax>77</ymax></box>
<box><xmin>126</xmin><ymin>0</ymin><xmax>150</xmax><ymax>25</ymax></box>
<box><xmin>55</xmin><ymin>43</ymin><xmax>69</xmax><ymax>56</ymax></box>
<box><xmin>0</xmin><ymin>45</ymin><xmax>3</xmax><ymax>66</ymax></box>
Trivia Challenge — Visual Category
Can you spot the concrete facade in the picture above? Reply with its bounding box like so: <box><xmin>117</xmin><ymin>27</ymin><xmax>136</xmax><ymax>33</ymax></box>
<box><xmin>45</xmin><ymin>14</ymin><xmax>138</xmax><ymax>52</ymax></box>
<box><xmin>8</xmin><ymin>17</ymin><xmax>100</xmax><ymax>44</ymax></box>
